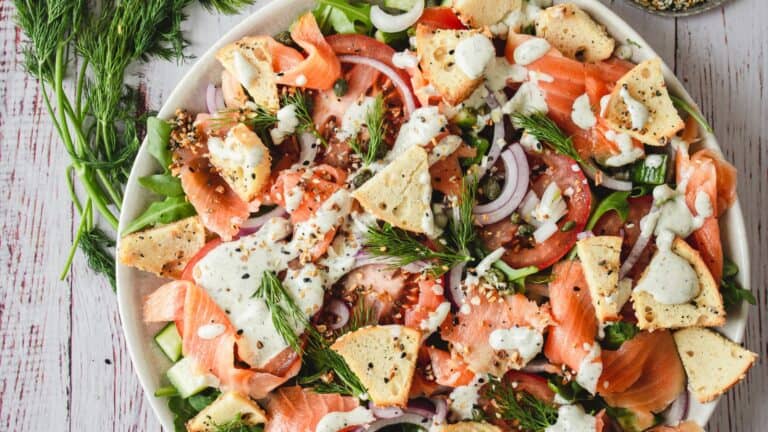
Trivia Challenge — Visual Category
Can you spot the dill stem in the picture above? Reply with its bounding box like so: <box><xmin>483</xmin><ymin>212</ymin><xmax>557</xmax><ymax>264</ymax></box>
<box><xmin>60</xmin><ymin>199</ymin><xmax>92</xmax><ymax>280</ymax></box>
<box><xmin>66</xmin><ymin>165</ymin><xmax>83</xmax><ymax>215</ymax></box>
<box><xmin>74</xmin><ymin>59</ymin><xmax>88</xmax><ymax>121</ymax></box>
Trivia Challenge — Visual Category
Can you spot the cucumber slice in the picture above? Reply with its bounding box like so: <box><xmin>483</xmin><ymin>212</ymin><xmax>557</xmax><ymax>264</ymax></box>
<box><xmin>167</xmin><ymin>357</ymin><xmax>218</xmax><ymax>398</ymax></box>
<box><xmin>154</xmin><ymin>322</ymin><xmax>182</xmax><ymax>362</ymax></box>
<box><xmin>630</xmin><ymin>154</ymin><xmax>668</xmax><ymax>185</ymax></box>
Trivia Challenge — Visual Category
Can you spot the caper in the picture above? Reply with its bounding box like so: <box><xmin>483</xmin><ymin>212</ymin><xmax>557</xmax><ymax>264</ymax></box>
<box><xmin>352</xmin><ymin>169</ymin><xmax>373</xmax><ymax>188</ymax></box>
<box><xmin>560</xmin><ymin>220</ymin><xmax>576</xmax><ymax>232</ymax></box>
<box><xmin>454</xmin><ymin>108</ymin><xmax>477</xmax><ymax>129</ymax></box>
<box><xmin>517</xmin><ymin>224</ymin><xmax>535</xmax><ymax>237</ymax></box>
<box><xmin>274</xmin><ymin>31</ymin><xmax>295</xmax><ymax>47</ymax></box>
<box><xmin>434</xmin><ymin>212</ymin><xmax>449</xmax><ymax>229</ymax></box>
<box><xmin>481</xmin><ymin>176</ymin><xmax>502</xmax><ymax>201</ymax></box>
<box><xmin>333</xmin><ymin>78</ymin><xmax>349</xmax><ymax>97</ymax></box>
<box><xmin>509</xmin><ymin>212</ymin><xmax>522</xmax><ymax>225</ymax></box>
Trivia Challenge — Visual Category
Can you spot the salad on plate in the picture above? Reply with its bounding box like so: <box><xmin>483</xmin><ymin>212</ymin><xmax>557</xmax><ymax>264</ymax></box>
<box><xmin>118</xmin><ymin>1</ymin><xmax>757</xmax><ymax>431</ymax></box>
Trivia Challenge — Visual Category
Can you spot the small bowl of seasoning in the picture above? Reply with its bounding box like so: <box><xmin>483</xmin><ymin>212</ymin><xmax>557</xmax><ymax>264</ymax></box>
<box><xmin>626</xmin><ymin>0</ymin><xmax>732</xmax><ymax>17</ymax></box>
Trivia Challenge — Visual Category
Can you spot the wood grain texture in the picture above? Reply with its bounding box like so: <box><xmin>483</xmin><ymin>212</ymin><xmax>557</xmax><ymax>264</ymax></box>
<box><xmin>0</xmin><ymin>0</ymin><xmax>764</xmax><ymax>431</ymax></box>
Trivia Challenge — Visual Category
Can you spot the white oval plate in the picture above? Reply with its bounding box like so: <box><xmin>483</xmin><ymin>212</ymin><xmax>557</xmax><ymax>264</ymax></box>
<box><xmin>116</xmin><ymin>0</ymin><xmax>751</xmax><ymax>429</ymax></box>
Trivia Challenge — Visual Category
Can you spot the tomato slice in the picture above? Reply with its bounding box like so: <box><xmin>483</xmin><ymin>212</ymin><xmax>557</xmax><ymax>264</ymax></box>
<box><xmin>481</xmin><ymin>151</ymin><xmax>592</xmax><ymax>270</ymax></box>
<box><xmin>417</xmin><ymin>7</ymin><xmax>466</xmax><ymax>29</ymax></box>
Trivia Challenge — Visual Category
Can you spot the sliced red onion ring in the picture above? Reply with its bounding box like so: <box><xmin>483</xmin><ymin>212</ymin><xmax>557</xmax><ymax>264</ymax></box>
<box><xmin>474</xmin><ymin>145</ymin><xmax>530</xmax><ymax>225</ymax></box>
<box><xmin>447</xmin><ymin>262</ymin><xmax>466</xmax><ymax>306</ymax></box>
<box><xmin>326</xmin><ymin>299</ymin><xmax>351</xmax><ymax>330</ymax></box>
<box><xmin>205</xmin><ymin>83</ymin><xmax>225</xmax><ymax>114</ymax></box>
<box><xmin>405</xmin><ymin>398</ymin><xmax>436</xmax><ymax>418</ymax></box>
<box><xmin>366</xmin><ymin>413</ymin><xmax>433</xmax><ymax>432</ymax></box>
<box><xmin>338</xmin><ymin>55</ymin><xmax>416</xmax><ymax>117</ymax></box>
<box><xmin>298</xmin><ymin>132</ymin><xmax>319</xmax><ymax>167</ymax></box>
<box><xmin>371</xmin><ymin>403</ymin><xmax>405</xmax><ymax>419</ymax></box>
<box><xmin>477</xmin><ymin>91</ymin><xmax>506</xmax><ymax>180</ymax></box>
<box><xmin>664</xmin><ymin>391</ymin><xmax>690</xmax><ymax>425</ymax></box>
<box><xmin>430</xmin><ymin>398</ymin><xmax>448</xmax><ymax>424</ymax></box>
<box><xmin>576</xmin><ymin>230</ymin><xmax>595</xmax><ymax>241</ymax></box>
<box><xmin>238</xmin><ymin>207</ymin><xmax>288</xmax><ymax>235</ymax></box>
<box><xmin>582</xmin><ymin>163</ymin><xmax>633</xmax><ymax>191</ymax></box>
<box><xmin>620</xmin><ymin>225</ymin><xmax>652</xmax><ymax>278</ymax></box>
<box><xmin>370</xmin><ymin>0</ymin><xmax>424</xmax><ymax>33</ymax></box>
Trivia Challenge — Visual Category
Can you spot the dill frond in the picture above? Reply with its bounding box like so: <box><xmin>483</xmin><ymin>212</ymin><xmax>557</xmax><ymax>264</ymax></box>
<box><xmin>349</xmin><ymin>95</ymin><xmax>385</xmax><ymax>166</ymax></box>
<box><xmin>448</xmin><ymin>176</ymin><xmax>478</xmax><ymax>256</ymax></box>
<box><xmin>253</xmin><ymin>271</ymin><xmax>311</xmax><ymax>354</ymax></box>
<box><xmin>482</xmin><ymin>376</ymin><xmax>559</xmax><ymax>431</ymax></box>
<box><xmin>79</xmin><ymin>226</ymin><xmax>117</xmax><ymax>290</ymax></box>
<box><xmin>512</xmin><ymin>112</ymin><xmax>583</xmax><ymax>164</ymax></box>
<box><xmin>281</xmin><ymin>90</ymin><xmax>327</xmax><ymax>146</ymax></box>
<box><xmin>365</xmin><ymin>224</ymin><xmax>469</xmax><ymax>276</ymax></box>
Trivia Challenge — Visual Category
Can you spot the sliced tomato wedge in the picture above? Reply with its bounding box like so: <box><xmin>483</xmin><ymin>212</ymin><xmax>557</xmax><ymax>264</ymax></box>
<box><xmin>417</xmin><ymin>7</ymin><xmax>466</xmax><ymax>29</ymax></box>
<box><xmin>481</xmin><ymin>151</ymin><xmax>592</xmax><ymax>269</ymax></box>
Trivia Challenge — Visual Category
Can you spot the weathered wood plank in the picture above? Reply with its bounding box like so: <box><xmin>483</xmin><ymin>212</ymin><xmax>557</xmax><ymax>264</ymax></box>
<box><xmin>675</xmin><ymin>2</ymin><xmax>766</xmax><ymax>431</ymax></box>
<box><xmin>0</xmin><ymin>0</ymin><xmax>72</xmax><ymax>429</ymax></box>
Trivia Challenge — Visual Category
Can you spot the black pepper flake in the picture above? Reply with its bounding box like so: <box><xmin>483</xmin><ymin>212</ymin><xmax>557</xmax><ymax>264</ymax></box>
<box><xmin>242</xmin><ymin>273</ymin><xmax>250</xmax><ymax>279</ymax></box>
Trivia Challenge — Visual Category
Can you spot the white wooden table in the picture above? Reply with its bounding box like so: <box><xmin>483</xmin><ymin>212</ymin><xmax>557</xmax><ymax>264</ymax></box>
<box><xmin>0</xmin><ymin>0</ymin><xmax>765</xmax><ymax>430</ymax></box>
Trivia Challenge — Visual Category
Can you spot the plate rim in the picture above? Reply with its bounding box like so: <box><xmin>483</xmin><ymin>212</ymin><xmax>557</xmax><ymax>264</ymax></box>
<box><xmin>115</xmin><ymin>0</ymin><xmax>751</xmax><ymax>429</ymax></box>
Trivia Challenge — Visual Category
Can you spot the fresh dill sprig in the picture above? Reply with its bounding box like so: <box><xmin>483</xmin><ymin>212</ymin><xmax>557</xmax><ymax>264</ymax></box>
<box><xmin>482</xmin><ymin>376</ymin><xmax>559</xmax><ymax>431</ymax></box>
<box><xmin>253</xmin><ymin>271</ymin><xmax>313</xmax><ymax>354</ymax></box>
<box><xmin>365</xmin><ymin>224</ymin><xmax>469</xmax><ymax>276</ymax></box>
<box><xmin>448</xmin><ymin>177</ymin><xmax>478</xmax><ymax>255</ymax></box>
<box><xmin>282</xmin><ymin>90</ymin><xmax>327</xmax><ymax>146</ymax></box>
<box><xmin>303</xmin><ymin>343</ymin><xmax>368</xmax><ymax>398</ymax></box>
<box><xmin>80</xmin><ymin>226</ymin><xmax>117</xmax><ymax>290</ymax></box>
<box><xmin>339</xmin><ymin>297</ymin><xmax>378</xmax><ymax>334</ymax></box>
<box><xmin>212</xmin><ymin>105</ymin><xmax>278</xmax><ymax>132</ymax></box>
<box><xmin>349</xmin><ymin>95</ymin><xmax>385</xmax><ymax>165</ymax></box>
<box><xmin>209</xmin><ymin>414</ymin><xmax>264</xmax><ymax>432</ymax></box>
<box><xmin>512</xmin><ymin>112</ymin><xmax>584</xmax><ymax>164</ymax></box>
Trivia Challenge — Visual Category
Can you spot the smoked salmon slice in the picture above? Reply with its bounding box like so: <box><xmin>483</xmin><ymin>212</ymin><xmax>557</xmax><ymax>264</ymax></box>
<box><xmin>441</xmin><ymin>290</ymin><xmax>551</xmax><ymax>376</ymax></box>
<box><xmin>426</xmin><ymin>346</ymin><xmax>475</xmax><ymax>387</ymax></box>
<box><xmin>543</xmin><ymin>261</ymin><xmax>598</xmax><ymax>373</ymax></box>
<box><xmin>143</xmin><ymin>280</ymin><xmax>189</xmax><ymax>323</ymax></box>
<box><xmin>175</xmin><ymin>145</ymin><xmax>249</xmax><ymax>241</ymax></box>
<box><xmin>600</xmin><ymin>330</ymin><xmax>684</xmax><ymax>421</ymax></box>
<box><xmin>404</xmin><ymin>278</ymin><xmax>447</xmax><ymax>330</ymax></box>
<box><xmin>272</xmin><ymin>13</ymin><xmax>341</xmax><ymax>90</ymax></box>
<box><xmin>265</xmin><ymin>386</ymin><xmax>359</xmax><ymax>432</ymax></box>
<box><xmin>313</xmin><ymin>64</ymin><xmax>380</xmax><ymax>133</ymax></box>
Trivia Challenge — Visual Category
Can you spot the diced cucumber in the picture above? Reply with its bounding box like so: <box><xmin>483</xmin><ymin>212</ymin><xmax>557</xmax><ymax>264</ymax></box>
<box><xmin>384</xmin><ymin>0</ymin><xmax>417</xmax><ymax>11</ymax></box>
<box><xmin>154</xmin><ymin>322</ymin><xmax>182</xmax><ymax>362</ymax></box>
<box><xmin>630</xmin><ymin>154</ymin><xmax>667</xmax><ymax>185</ymax></box>
<box><xmin>167</xmin><ymin>357</ymin><xmax>218</xmax><ymax>398</ymax></box>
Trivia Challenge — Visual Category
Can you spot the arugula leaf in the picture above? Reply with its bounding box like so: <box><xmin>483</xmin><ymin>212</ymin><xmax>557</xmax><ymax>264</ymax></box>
<box><xmin>547</xmin><ymin>377</ymin><xmax>591</xmax><ymax>404</ymax></box>
<box><xmin>146</xmin><ymin>116</ymin><xmax>174</xmax><ymax>171</ymax></box>
<box><xmin>123</xmin><ymin>196</ymin><xmax>197</xmax><ymax>235</ymax></box>
<box><xmin>602</xmin><ymin>322</ymin><xmax>639</xmax><ymax>350</ymax></box>
<box><xmin>167</xmin><ymin>388</ymin><xmax>221</xmax><ymax>432</ymax></box>
<box><xmin>670</xmin><ymin>95</ymin><xmax>713</xmax><ymax>134</ymax></box>
<box><xmin>209</xmin><ymin>414</ymin><xmax>265</xmax><ymax>432</ymax></box>
<box><xmin>586</xmin><ymin>191</ymin><xmax>631</xmax><ymax>231</ymax></box>
<box><xmin>138</xmin><ymin>174</ymin><xmax>185</xmax><ymax>197</ymax></box>
<box><xmin>313</xmin><ymin>0</ymin><xmax>373</xmax><ymax>35</ymax></box>
<box><xmin>492</xmin><ymin>261</ymin><xmax>539</xmax><ymax>291</ymax></box>
<box><xmin>720</xmin><ymin>259</ymin><xmax>756</xmax><ymax>309</ymax></box>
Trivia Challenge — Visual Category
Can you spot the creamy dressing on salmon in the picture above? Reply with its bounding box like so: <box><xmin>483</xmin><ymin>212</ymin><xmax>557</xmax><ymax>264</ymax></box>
<box><xmin>270</xmin><ymin>104</ymin><xmax>299</xmax><ymax>144</ymax></box>
<box><xmin>546</xmin><ymin>404</ymin><xmax>597</xmax><ymax>432</ymax></box>
<box><xmin>576</xmin><ymin>343</ymin><xmax>602</xmax><ymax>394</ymax></box>
<box><xmin>392</xmin><ymin>50</ymin><xmax>419</xmax><ymax>69</ymax></box>
<box><xmin>315</xmin><ymin>406</ymin><xmax>375</xmax><ymax>432</ymax></box>
<box><xmin>571</xmin><ymin>93</ymin><xmax>597</xmax><ymax>129</ymax></box>
<box><xmin>389</xmin><ymin>107</ymin><xmax>447</xmax><ymax>160</ymax></box>
<box><xmin>208</xmin><ymin>129</ymin><xmax>265</xmax><ymax>169</ymax></box>
<box><xmin>420</xmin><ymin>302</ymin><xmax>451</xmax><ymax>335</ymax></box>
<box><xmin>291</xmin><ymin>189</ymin><xmax>353</xmax><ymax>263</ymax></box>
<box><xmin>337</xmin><ymin>96</ymin><xmax>377</xmax><ymax>141</ymax></box>
<box><xmin>513</xmin><ymin>37</ymin><xmax>551</xmax><ymax>66</ymax></box>
<box><xmin>604</xmin><ymin>130</ymin><xmax>644</xmax><ymax>167</ymax></box>
<box><xmin>449</xmin><ymin>374</ymin><xmax>487</xmax><ymax>420</ymax></box>
<box><xmin>488</xmin><ymin>326</ymin><xmax>544</xmax><ymax>365</ymax></box>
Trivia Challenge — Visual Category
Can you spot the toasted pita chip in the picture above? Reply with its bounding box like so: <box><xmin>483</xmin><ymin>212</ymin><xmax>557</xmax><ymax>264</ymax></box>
<box><xmin>187</xmin><ymin>391</ymin><xmax>267</xmax><ymax>432</ymax></box>
<box><xmin>673</xmin><ymin>327</ymin><xmax>757</xmax><ymax>403</ymax></box>
<box><xmin>331</xmin><ymin>325</ymin><xmax>420</xmax><ymax>407</ymax></box>
<box><xmin>604</xmin><ymin>58</ymin><xmax>684</xmax><ymax>146</ymax></box>
<box><xmin>216</xmin><ymin>36</ymin><xmax>279</xmax><ymax>112</ymax></box>
<box><xmin>632</xmin><ymin>238</ymin><xmax>726</xmax><ymax>330</ymax></box>
<box><xmin>352</xmin><ymin>145</ymin><xmax>435</xmax><ymax>235</ymax></box>
<box><xmin>535</xmin><ymin>3</ymin><xmax>615</xmax><ymax>63</ymax></box>
<box><xmin>576</xmin><ymin>236</ymin><xmax>625</xmax><ymax>322</ymax></box>
<box><xmin>453</xmin><ymin>0</ymin><xmax>522</xmax><ymax>28</ymax></box>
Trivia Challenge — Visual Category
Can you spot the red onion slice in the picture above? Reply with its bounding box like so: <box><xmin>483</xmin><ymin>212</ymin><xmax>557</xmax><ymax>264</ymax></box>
<box><xmin>338</xmin><ymin>55</ymin><xmax>416</xmax><ymax>117</ymax></box>
<box><xmin>576</xmin><ymin>230</ymin><xmax>595</xmax><ymax>241</ymax></box>
<box><xmin>366</xmin><ymin>413</ymin><xmax>433</xmax><ymax>432</ymax></box>
<box><xmin>474</xmin><ymin>145</ymin><xmax>530</xmax><ymax>225</ymax></box>
<box><xmin>370</xmin><ymin>0</ymin><xmax>424</xmax><ymax>33</ymax></box>
<box><xmin>664</xmin><ymin>391</ymin><xmax>690</xmax><ymax>425</ymax></box>
<box><xmin>430</xmin><ymin>398</ymin><xmax>448</xmax><ymax>424</ymax></box>
<box><xmin>298</xmin><ymin>132</ymin><xmax>319</xmax><ymax>167</ymax></box>
<box><xmin>619</xmin><ymin>226</ymin><xmax>652</xmax><ymax>278</ymax></box>
<box><xmin>476</xmin><ymin>90</ymin><xmax>506</xmax><ymax>180</ymax></box>
<box><xmin>582</xmin><ymin>163</ymin><xmax>633</xmax><ymax>191</ymax></box>
<box><xmin>326</xmin><ymin>299</ymin><xmax>351</xmax><ymax>330</ymax></box>
<box><xmin>238</xmin><ymin>207</ymin><xmax>288</xmax><ymax>235</ymax></box>
<box><xmin>447</xmin><ymin>262</ymin><xmax>466</xmax><ymax>306</ymax></box>
<box><xmin>205</xmin><ymin>83</ymin><xmax>225</xmax><ymax>114</ymax></box>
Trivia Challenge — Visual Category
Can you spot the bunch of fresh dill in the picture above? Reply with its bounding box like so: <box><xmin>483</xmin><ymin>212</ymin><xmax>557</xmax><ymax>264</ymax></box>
<box><xmin>14</xmin><ymin>0</ymin><xmax>254</xmax><ymax>288</ymax></box>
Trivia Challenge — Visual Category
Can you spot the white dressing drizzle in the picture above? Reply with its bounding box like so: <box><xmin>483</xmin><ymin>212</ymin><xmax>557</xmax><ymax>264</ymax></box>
<box><xmin>619</xmin><ymin>85</ymin><xmax>649</xmax><ymax>130</ymax></box>
<box><xmin>488</xmin><ymin>326</ymin><xmax>544</xmax><ymax>365</ymax></box>
<box><xmin>455</xmin><ymin>34</ymin><xmax>496</xmax><ymax>79</ymax></box>
<box><xmin>316</xmin><ymin>407</ymin><xmax>375</xmax><ymax>432</ymax></box>
<box><xmin>513</xmin><ymin>38</ymin><xmax>551</xmax><ymax>65</ymax></box>
<box><xmin>571</xmin><ymin>93</ymin><xmax>597</xmax><ymax>130</ymax></box>
<box><xmin>546</xmin><ymin>404</ymin><xmax>597</xmax><ymax>432</ymax></box>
